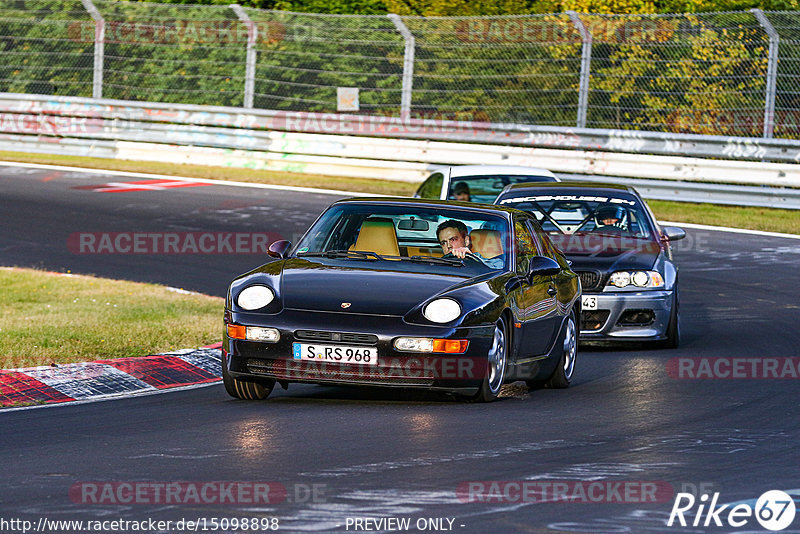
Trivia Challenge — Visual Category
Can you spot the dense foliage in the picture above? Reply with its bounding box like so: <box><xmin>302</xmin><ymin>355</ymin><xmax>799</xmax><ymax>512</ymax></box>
<box><xmin>0</xmin><ymin>0</ymin><xmax>798</xmax><ymax>137</ymax></box>
<box><xmin>139</xmin><ymin>0</ymin><xmax>800</xmax><ymax>15</ymax></box>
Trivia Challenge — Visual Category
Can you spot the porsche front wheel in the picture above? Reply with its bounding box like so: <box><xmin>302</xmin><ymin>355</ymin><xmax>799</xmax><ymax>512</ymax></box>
<box><xmin>222</xmin><ymin>355</ymin><xmax>274</xmax><ymax>400</ymax></box>
<box><xmin>471</xmin><ymin>317</ymin><xmax>508</xmax><ymax>403</ymax></box>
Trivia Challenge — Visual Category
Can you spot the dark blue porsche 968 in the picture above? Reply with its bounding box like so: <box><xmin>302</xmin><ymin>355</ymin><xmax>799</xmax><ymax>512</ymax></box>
<box><xmin>223</xmin><ymin>198</ymin><xmax>580</xmax><ymax>402</ymax></box>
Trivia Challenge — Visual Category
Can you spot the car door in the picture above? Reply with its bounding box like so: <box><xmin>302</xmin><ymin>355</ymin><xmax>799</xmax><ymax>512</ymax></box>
<box><xmin>414</xmin><ymin>172</ymin><xmax>445</xmax><ymax>199</ymax></box>
<box><xmin>531</xmin><ymin>220</ymin><xmax>572</xmax><ymax>345</ymax></box>
<box><xmin>516</xmin><ymin>218</ymin><xmax>560</xmax><ymax>357</ymax></box>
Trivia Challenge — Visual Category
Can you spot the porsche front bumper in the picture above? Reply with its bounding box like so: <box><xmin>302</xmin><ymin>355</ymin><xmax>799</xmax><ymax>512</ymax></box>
<box><xmin>223</xmin><ymin>308</ymin><xmax>496</xmax><ymax>393</ymax></box>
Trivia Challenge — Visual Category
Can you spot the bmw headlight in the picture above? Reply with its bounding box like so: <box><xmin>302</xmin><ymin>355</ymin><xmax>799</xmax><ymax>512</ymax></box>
<box><xmin>608</xmin><ymin>271</ymin><xmax>664</xmax><ymax>289</ymax></box>
<box><xmin>423</xmin><ymin>298</ymin><xmax>461</xmax><ymax>323</ymax></box>
<box><xmin>237</xmin><ymin>285</ymin><xmax>275</xmax><ymax>310</ymax></box>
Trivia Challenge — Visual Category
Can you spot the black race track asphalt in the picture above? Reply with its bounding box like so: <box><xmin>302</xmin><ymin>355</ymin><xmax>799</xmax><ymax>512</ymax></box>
<box><xmin>1</xmin><ymin>165</ymin><xmax>798</xmax><ymax>533</ymax></box>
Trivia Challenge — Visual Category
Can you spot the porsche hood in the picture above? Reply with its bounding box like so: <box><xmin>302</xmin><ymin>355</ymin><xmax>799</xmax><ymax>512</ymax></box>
<box><xmin>277</xmin><ymin>259</ymin><xmax>472</xmax><ymax>316</ymax></box>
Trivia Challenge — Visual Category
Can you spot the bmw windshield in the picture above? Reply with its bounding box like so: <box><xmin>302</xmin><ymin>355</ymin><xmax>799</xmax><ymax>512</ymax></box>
<box><xmin>496</xmin><ymin>192</ymin><xmax>654</xmax><ymax>239</ymax></box>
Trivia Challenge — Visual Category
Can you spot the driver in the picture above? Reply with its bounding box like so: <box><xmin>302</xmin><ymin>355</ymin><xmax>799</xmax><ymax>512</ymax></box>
<box><xmin>593</xmin><ymin>205</ymin><xmax>627</xmax><ymax>233</ymax></box>
<box><xmin>453</xmin><ymin>182</ymin><xmax>471</xmax><ymax>202</ymax></box>
<box><xmin>436</xmin><ymin>220</ymin><xmax>504</xmax><ymax>269</ymax></box>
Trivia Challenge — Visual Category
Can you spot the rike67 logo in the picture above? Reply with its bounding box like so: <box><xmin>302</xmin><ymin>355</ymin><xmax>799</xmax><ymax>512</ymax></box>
<box><xmin>668</xmin><ymin>490</ymin><xmax>797</xmax><ymax>531</ymax></box>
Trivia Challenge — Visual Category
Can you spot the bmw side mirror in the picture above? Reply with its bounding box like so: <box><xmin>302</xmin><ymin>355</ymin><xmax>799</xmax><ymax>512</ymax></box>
<box><xmin>267</xmin><ymin>240</ymin><xmax>292</xmax><ymax>259</ymax></box>
<box><xmin>661</xmin><ymin>226</ymin><xmax>686</xmax><ymax>241</ymax></box>
<box><xmin>528</xmin><ymin>256</ymin><xmax>561</xmax><ymax>278</ymax></box>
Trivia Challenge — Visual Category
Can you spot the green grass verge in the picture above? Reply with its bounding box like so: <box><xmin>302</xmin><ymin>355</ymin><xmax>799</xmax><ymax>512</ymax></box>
<box><xmin>0</xmin><ymin>267</ymin><xmax>222</xmax><ymax>369</ymax></box>
<box><xmin>648</xmin><ymin>200</ymin><xmax>800</xmax><ymax>235</ymax></box>
<box><xmin>0</xmin><ymin>151</ymin><xmax>797</xmax><ymax>235</ymax></box>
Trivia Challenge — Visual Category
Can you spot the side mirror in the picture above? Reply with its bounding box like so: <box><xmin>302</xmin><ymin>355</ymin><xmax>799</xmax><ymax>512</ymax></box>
<box><xmin>267</xmin><ymin>240</ymin><xmax>292</xmax><ymax>259</ymax></box>
<box><xmin>661</xmin><ymin>226</ymin><xmax>686</xmax><ymax>241</ymax></box>
<box><xmin>528</xmin><ymin>256</ymin><xmax>561</xmax><ymax>278</ymax></box>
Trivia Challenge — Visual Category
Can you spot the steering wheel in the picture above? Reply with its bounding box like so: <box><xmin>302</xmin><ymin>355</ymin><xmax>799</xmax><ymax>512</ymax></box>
<box><xmin>593</xmin><ymin>224</ymin><xmax>626</xmax><ymax>235</ymax></box>
<box><xmin>442</xmin><ymin>252</ymin><xmax>484</xmax><ymax>265</ymax></box>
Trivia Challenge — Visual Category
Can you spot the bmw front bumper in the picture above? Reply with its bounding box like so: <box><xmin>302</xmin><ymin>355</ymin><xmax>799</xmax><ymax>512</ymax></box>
<box><xmin>580</xmin><ymin>289</ymin><xmax>673</xmax><ymax>341</ymax></box>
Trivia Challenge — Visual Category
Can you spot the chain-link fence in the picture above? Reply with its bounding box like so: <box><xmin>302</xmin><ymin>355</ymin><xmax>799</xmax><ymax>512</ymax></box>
<box><xmin>1</xmin><ymin>1</ymin><xmax>799</xmax><ymax>138</ymax></box>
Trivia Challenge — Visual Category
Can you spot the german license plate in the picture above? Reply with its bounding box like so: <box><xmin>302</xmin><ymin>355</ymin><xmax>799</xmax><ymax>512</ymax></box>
<box><xmin>581</xmin><ymin>295</ymin><xmax>598</xmax><ymax>310</ymax></box>
<box><xmin>292</xmin><ymin>343</ymin><xmax>378</xmax><ymax>365</ymax></box>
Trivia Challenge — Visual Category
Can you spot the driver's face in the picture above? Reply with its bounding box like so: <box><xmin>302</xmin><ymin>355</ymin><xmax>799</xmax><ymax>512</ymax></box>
<box><xmin>438</xmin><ymin>227</ymin><xmax>467</xmax><ymax>254</ymax></box>
<box><xmin>601</xmin><ymin>217</ymin><xmax>619</xmax><ymax>226</ymax></box>
<box><xmin>455</xmin><ymin>192</ymin><xmax>470</xmax><ymax>202</ymax></box>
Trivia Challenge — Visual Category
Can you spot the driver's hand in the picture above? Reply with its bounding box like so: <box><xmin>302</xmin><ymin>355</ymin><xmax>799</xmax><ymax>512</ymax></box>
<box><xmin>451</xmin><ymin>246</ymin><xmax>471</xmax><ymax>258</ymax></box>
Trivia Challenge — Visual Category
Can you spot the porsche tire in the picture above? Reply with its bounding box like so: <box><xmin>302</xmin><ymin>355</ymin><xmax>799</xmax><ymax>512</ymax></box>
<box><xmin>470</xmin><ymin>317</ymin><xmax>508</xmax><ymax>403</ymax></box>
<box><xmin>537</xmin><ymin>309</ymin><xmax>577</xmax><ymax>389</ymax></box>
<box><xmin>222</xmin><ymin>355</ymin><xmax>274</xmax><ymax>400</ymax></box>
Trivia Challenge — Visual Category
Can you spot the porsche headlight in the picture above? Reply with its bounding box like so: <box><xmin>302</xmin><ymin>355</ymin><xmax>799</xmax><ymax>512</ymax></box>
<box><xmin>608</xmin><ymin>271</ymin><xmax>664</xmax><ymax>289</ymax></box>
<box><xmin>237</xmin><ymin>285</ymin><xmax>275</xmax><ymax>310</ymax></box>
<box><xmin>423</xmin><ymin>298</ymin><xmax>461</xmax><ymax>323</ymax></box>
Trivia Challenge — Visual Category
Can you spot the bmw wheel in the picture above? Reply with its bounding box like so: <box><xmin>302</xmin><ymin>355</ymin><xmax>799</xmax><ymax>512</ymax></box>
<box><xmin>659</xmin><ymin>287</ymin><xmax>680</xmax><ymax>349</ymax></box>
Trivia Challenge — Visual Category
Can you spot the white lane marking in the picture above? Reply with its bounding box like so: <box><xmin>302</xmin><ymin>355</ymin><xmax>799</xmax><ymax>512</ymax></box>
<box><xmin>4</xmin><ymin>161</ymin><xmax>798</xmax><ymax>237</ymax></box>
<box><xmin>0</xmin><ymin>160</ymin><xmax>383</xmax><ymax>198</ymax></box>
<box><xmin>660</xmin><ymin>220</ymin><xmax>800</xmax><ymax>240</ymax></box>
<box><xmin>0</xmin><ymin>380</ymin><xmax>220</xmax><ymax>413</ymax></box>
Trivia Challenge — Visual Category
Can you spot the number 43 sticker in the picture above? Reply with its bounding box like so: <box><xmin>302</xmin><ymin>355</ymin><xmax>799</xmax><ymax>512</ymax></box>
<box><xmin>581</xmin><ymin>295</ymin><xmax>597</xmax><ymax>310</ymax></box>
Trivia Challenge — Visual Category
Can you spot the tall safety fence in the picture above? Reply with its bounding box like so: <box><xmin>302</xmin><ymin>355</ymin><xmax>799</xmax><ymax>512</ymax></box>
<box><xmin>2</xmin><ymin>1</ymin><xmax>800</xmax><ymax>138</ymax></box>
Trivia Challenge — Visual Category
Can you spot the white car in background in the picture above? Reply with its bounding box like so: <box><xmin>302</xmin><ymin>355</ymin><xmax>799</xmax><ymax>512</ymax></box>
<box><xmin>413</xmin><ymin>165</ymin><xmax>560</xmax><ymax>204</ymax></box>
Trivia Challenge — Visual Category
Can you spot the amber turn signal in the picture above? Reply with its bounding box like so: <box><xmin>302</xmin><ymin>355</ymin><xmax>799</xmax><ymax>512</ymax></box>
<box><xmin>226</xmin><ymin>324</ymin><xmax>246</xmax><ymax>340</ymax></box>
<box><xmin>432</xmin><ymin>339</ymin><xmax>469</xmax><ymax>354</ymax></box>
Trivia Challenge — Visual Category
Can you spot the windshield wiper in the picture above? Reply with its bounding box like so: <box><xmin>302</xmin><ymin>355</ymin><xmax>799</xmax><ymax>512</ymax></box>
<box><xmin>401</xmin><ymin>255</ymin><xmax>463</xmax><ymax>266</ymax></box>
<box><xmin>298</xmin><ymin>249</ymin><xmax>382</xmax><ymax>260</ymax></box>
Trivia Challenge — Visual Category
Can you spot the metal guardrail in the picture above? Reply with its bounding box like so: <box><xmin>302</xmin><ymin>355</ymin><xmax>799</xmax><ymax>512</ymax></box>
<box><xmin>2</xmin><ymin>93</ymin><xmax>800</xmax><ymax>209</ymax></box>
<box><xmin>557</xmin><ymin>174</ymin><xmax>800</xmax><ymax>210</ymax></box>
<box><xmin>4</xmin><ymin>93</ymin><xmax>800</xmax><ymax>164</ymax></box>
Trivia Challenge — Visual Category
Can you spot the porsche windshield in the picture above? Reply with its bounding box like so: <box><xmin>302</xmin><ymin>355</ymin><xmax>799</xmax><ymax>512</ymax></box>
<box><xmin>293</xmin><ymin>204</ymin><xmax>510</xmax><ymax>272</ymax></box>
<box><xmin>497</xmin><ymin>192</ymin><xmax>654</xmax><ymax>239</ymax></box>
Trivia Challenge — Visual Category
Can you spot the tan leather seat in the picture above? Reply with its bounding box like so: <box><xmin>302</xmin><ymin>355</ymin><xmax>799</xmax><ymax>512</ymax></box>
<box><xmin>470</xmin><ymin>229</ymin><xmax>503</xmax><ymax>258</ymax></box>
<box><xmin>350</xmin><ymin>218</ymin><xmax>400</xmax><ymax>256</ymax></box>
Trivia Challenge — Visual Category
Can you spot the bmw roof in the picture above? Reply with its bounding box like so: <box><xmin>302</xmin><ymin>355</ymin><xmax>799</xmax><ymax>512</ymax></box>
<box><xmin>497</xmin><ymin>180</ymin><xmax>638</xmax><ymax>195</ymax></box>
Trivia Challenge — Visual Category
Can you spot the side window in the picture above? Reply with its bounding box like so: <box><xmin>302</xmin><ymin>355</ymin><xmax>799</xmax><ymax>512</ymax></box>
<box><xmin>540</xmin><ymin>229</ymin><xmax>562</xmax><ymax>260</ymax></box>
<box><xmin>417</xmin><ymin>173</ymin><xmax>444</xmax><ymax>199</ymax></box>
<box><xmin>514</xmin><ymin>220</ymin><xmax>537</xmax><ymax>275</ymax></box>
<box><xmin>525</xmin><ymin>220</ymin><xmax>544</xmax><ymax>256</ymax></box>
